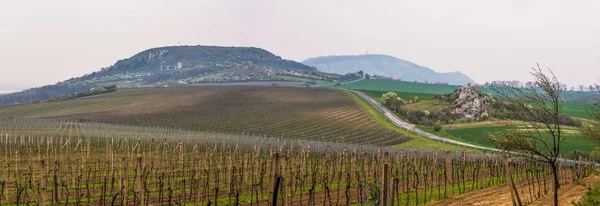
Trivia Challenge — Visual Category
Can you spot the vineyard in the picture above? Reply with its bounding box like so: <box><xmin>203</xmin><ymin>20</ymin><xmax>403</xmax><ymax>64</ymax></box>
<box><xmin>0</xmin><ymin>86</ymin><xmax>408</xmax><ymax>146</ymax></box>
<box><xmin>0</xmin><ymin>118</ymin><xmax>594</xmax><ymax>205</ymax></box>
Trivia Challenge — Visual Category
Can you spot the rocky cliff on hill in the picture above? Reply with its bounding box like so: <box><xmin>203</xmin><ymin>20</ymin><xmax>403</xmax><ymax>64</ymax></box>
<box><xmin>447</xmin><ymin>84</ymin><xmax>495</xmax><ymax>120</ymax></box>
<box><xmin>0</xmin><ymin>45</ymin><xmax>358</xmax><ymax>106</ymax></box>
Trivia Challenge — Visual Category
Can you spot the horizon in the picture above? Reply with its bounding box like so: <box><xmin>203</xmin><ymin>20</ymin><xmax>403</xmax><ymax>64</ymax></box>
<box><xmin>0</xmin><ymin>44</ymin><xmax>597</xmax><ymax>94</ymax></box>
<box><xmin>1</xmin><ymin>1</ymin><xmax>599</xmax><ymax>92</ymax></box>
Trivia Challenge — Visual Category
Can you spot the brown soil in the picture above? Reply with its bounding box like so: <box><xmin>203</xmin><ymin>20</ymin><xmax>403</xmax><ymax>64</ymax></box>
<box><xmin>427</xmin><ymin>184</ymin><xmax>516</xmax><ymax>206</ymax></box>
<box><xmin>529</xmin><ymin>175</ymin><xmax>600</xmax><ymax>206</ymax></box>
<box><xmin>428</xmin><ymin>175</ymin><xmax>600</xmax><ymax>206</ymax></box>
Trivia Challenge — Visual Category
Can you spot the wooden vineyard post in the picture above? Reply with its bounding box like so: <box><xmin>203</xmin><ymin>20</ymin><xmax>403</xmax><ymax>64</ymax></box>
<box><xmin>195</xmin><ymin>158</ymin><xmax>202</xmax><ymax>206</ymax></box>
<box><xmin>572</xmin><ymin>151</ymin><xmax>577</xmax><ymax>182</ymax></box>
<box><xmin>270</xmin><ymin>153</ymin><xmax>280</xmax><ymax>206</ymax></box>
<box><xmin>137</xmin><ymin>155</ymin><xmax>145</xmax><ymax>206</ymax></box>
<box><xmin>272</xmin><ymin>177</ymin><xmax>283</xmax><ymax>206</ymax></box>
<box><xmin>40</xmin><ymin>159</ymin><xmax>47</xmax><ymax>206</ymax></box>
<box><xmin>381</xmin><ymin>163</ymin><xmax>391</xmax><ymax>206</ymax></box>
<box><xmin>121</xmin><ymin>156</ymin><xmax>128</xmax><ymax>206</ymax></box>
<box><xmin>480</xmin><ymin>151</ymin><xmax>487</xmax><ymax>189</ymax></box>
<box><xmin>281</xmin><ymin>154</ymin><xmax>288</xmax><ymax>206</ymax></box>
<box><xmin>578</xmin><ymin>155</ymin><xmax>583</xmax><ymax>179</ymax></box>
<box><xmin>228</xmin><ymin>153</ymin><xmax>234</xmax><ymax>204</ymax></box>
<box><xmin>502</xmin><ymin>150</ymin><xmax>522</xmax><ymax>206</ymax></box>
<box><xmin>53</xmin><ymin>161</ymin><xmax>60</xmax><ymax>204</ymax></box>
<box><xmin>243</xmin><ymin>153</ymin><xmax>249</xmax><ymax>184</ymax></box>
<box><xmin>444</xmin><ymin>151</ymin><xmax>452</xmax><ymax>198</ymax></box>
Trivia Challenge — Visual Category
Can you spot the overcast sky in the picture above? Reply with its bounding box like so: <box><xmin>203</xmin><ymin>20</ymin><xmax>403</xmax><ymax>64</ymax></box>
<box><xmin>1</xmin><ymin>0</ymin><xmax>599</xmax><ymax>93</ymax></box>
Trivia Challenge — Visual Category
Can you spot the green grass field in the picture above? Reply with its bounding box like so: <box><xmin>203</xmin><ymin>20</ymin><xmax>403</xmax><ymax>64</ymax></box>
<box><xmin>359</xmin><ymin>89</ymin><xmax>438</xmax><ymax>101</ymax></box>
<box><xmin>345</xmin><ymin>79</ymin><xmax>599</xmax><ymax>102</ymax></box>
<box><xmin>404</xmin><ymin>100</ymin><xmax>452</xmax><ymax>112</ymax></box>
<box><xmin>420</xmin><ymin>124</ymin><xmax>596</xmax><ymax>155</ymax></box>
<box><xmin>340</xmin><ymin>79</ymin><xmax>461</xmax><ymax>94</ymax></box>
<box><xmin>350</xmin><ymin>79</ymin><xmax>594</xmax><ymax>120</ymax></box>
<box><xmin>563</xmin><ymin>102</ymin><xmax>592</xmax><ymax>119</ymax></box>
<box><xmin>359</xmin><ymin>90</ymin><xmax>453</xmax><ymax>113</ymax></box>
<box><xmin>351</xmin><ymin>79</ymin><xmax>597</xmax><ymax>154</ymax></box>
<box><xmin>275</xmin><ymin>75</ymin><xmax>332</xmax><ymax>85</ymax></box>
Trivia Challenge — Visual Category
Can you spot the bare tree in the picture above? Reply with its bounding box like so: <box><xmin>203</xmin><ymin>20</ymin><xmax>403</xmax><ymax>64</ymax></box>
<box><xmin>489</xmin><ymin>64</ymin><xmax>565</xmax><ymax>206</ymax></box>
<box><xmin>560</xmin><ymin>84</ymin><xmax>567</xmax><ymax>92</ymax></box>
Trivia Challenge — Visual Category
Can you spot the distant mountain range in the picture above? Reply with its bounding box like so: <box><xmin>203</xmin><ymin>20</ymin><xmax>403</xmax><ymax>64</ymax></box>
<box><xmin>0</xmin><ymin>46</ymin><xmax>359</xmax><ymax>106</ymax></box>
<box><xmin>303</xmin><ymin>54</ymin><xmax>475</xmax><ymax>85</ymax></box>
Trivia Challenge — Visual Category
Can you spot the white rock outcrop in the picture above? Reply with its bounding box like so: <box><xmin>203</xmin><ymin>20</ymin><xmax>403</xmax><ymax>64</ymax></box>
<box><xmin>450</xmin><ymin>84</ymin><xmax>494</xmax><ymax>120</ymax></box>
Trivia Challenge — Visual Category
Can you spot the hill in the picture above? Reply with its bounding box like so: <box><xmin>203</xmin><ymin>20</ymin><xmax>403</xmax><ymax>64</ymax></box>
<box><xmin>0</xmin><ymin>45</ymin><xmax>360</xmax><ymax>106</ymax></box>
<box><xmin>0</xmin><ymin>86</ymin><xmax>408</xmax><ymax>145</ymax></box>
<box><xmin>303</xmin><ymin>54</ymin><xmax>475</xmax><ymax>85</ymax></box>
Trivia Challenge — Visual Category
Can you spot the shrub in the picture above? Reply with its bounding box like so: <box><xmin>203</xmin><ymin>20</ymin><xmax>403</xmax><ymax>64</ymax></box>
<box><xmin>422</xmin><ymin>110</ymin><xmax>431</xmax><ymax>116</ymax></box>
<box><xmin>46</xmin><ymin>85</ymin><xmax>118</xmax><ymax>102</ymax></box>
<box><xmin>381</xmin><ymin>91</ymin><xmax>405</xmax><ymax>113</ymax></box>
<box><xmin>558</xmin><ymin>115</ymin><xmax>581</xmax><ymax>126</ymax></box>
<box><xmin>433</xmin><ymin>123</ymin><xmax>442</xmax><ymax>132</ymax></box>
<box><xmin>405</xmin><ymin>110</ymin><xmax>426</xmax><ymax>124</ymax></box>
<box><xmin>422</xmin><ymin>119</ymin><xmax>434</xmax><ymax>126</ymax></box>
<box><xmin>573</xmin><ymin>181</ymin><xmax>600</xmax><ymax>206</ymax></box>
<box><xmin>480</xmin><ymin>112</ymin><xmax>489</xmax><ymax>120</ymax></box>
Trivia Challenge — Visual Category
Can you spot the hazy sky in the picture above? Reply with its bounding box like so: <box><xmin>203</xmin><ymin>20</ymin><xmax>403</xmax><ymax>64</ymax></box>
<box><xmin>1</xmin><ymin>0</ymin><xmax>599</xmax><ymax>93</ymax></box>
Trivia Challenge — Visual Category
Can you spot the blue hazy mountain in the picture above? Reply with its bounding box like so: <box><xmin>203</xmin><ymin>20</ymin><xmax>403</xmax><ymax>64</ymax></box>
<box><xmin>303</xmin><ymin>54</ymin><xmax>475</xmax><ymax>85</ymax></box>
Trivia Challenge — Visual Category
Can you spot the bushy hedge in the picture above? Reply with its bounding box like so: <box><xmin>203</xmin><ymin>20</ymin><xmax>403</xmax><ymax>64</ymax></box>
<box><xmin>46</xmin><ymin>85</ymin><xmax>118</xmax><ymax>102</ymax></box>
<box><xmin>433</xmin><ymin>123</ymin><xmax>442</xmax><ymax>131</ymax></box>
<box><xmin>400</xmin><ymin>108</ymin><xmax>462</xmax><ymax>126</ymax></box>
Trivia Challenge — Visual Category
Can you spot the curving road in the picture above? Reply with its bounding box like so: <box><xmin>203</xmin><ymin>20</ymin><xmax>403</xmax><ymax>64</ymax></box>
<box><xmin>348</xmin><ymin>89</ymin><xmax>500</xmax><ymax>152</ymax></box>
<box><xmin>348</xmin><ymin>89</ymin><xmax>600</xmax><ymax>166</ymax></box>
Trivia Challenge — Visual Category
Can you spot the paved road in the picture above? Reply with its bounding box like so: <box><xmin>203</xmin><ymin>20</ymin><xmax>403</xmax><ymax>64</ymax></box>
<box><xmin>348</xmin><ymin>90</ymin><xmax>501</xmax><ymax>152</ymax></box>
<box><xmin>348</xmin><ymin>89</ymin><xmax>600</xmax><ymax>166</ymax></box>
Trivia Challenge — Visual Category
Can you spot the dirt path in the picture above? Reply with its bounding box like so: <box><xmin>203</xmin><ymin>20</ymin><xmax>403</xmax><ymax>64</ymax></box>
<box><xmin>428</xmin><ymin>175</ymin><xmax>600</xmax><ymax>206</ymax></box>
<box><xmin>529</xmin><ymin>175</ymin><xmax>600</xmax><ymax>206</ymax></box>
<box><xmin>427</xmin><ymin>184</ymin><xmax>518</xmax><ymax>206</ymax></box>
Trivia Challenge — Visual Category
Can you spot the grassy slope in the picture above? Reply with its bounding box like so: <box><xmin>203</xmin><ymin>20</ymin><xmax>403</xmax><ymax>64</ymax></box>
<box><xmin>340</xmin><ymin>79</ymin><xmax>598</xmax><ymax>155</ymax></box>
<box><xmin>274</xmin><ymin>75</ymin><xmax>332</xmax><ymax>85</ymax></box>
<box><xmin>359</xmin><ymin>89</ymin><xmax>437</xmax><ymax>101</ymax></box>
<box><xmin>421</xmin><ymin>122</ymin><xmax>596</xmax><ymax>154</ymax></box>
<box><xmin>340</xmin><ymin>79</ymin><xmax>459</xmax><ymax>94</ymax></box>
<box><xmin>343</xmin><ymin>90</ymin><xmax>480</xmax><ymax>152</ymax></box>
<box><xmin>359</xmin><ymin>90</ymin><xmax>452</xmax><ymax>113</ymax></box>
<box><xmin>404</xmin><ymin>100</ymin><xmax>452</xmax><ymax>112</ymax></box>
<box><xmin>564</xmin><ymin>102</ymin><xmax>592</xmax><ymax>119</ymax></box>
<box><xmin>346</xmin><ymin>79</ymin><xmax>593</xmax><ymax>120</ymax></box>
<box><xmin>349</xmin><ymin>80</ymin><xmax>595</xmax><ymax>153</ymax></box>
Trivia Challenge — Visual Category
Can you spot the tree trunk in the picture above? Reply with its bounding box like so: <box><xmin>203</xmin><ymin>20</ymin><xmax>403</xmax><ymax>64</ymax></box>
<box><xmin>550</xmin><ymin>163</ymin><xmax>559</xmax><ymax>206</ymax></box>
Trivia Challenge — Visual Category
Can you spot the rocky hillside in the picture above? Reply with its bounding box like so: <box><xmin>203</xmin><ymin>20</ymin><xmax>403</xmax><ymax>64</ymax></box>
<box><xmin>303</xmin><ymin>54</ymin><xmax>475</xmax><ymax>85</ymax></box>
<box><xmin>0</xmin><ymin>46</ymin><xmax>355</xmax><ymax>106</ymax></box>
<box><xmin>446</xmin><ymin>84</ymin><xmax>495</xmax><ymax>120</ymax></box>
<box><xmin>84</xmin><ymin>46</ymin><xmax>316</xmax><ymax>84</ymax></box>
